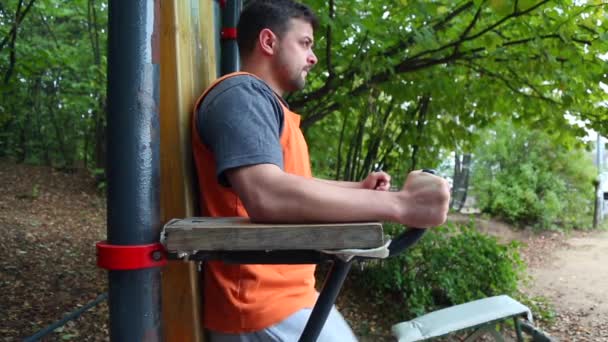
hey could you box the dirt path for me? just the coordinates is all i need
[525,230,608,341]
[450,213,608,341]
[0,161,108,341]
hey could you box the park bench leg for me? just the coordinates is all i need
[487,327,506,342]
[514,317,524,342]
[463,324,505,342]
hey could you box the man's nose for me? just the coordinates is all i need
[308,51,318,66]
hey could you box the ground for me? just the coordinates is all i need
[1,160,607,341]
[525,230,608,340]
[449,214,608,341]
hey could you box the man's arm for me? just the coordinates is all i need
[226,164,449,227]
[313,171,391,191]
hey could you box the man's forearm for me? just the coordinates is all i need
[230,165,400,224]
[313,178,363,189]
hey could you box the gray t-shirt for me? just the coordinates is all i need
[196,75,285,186]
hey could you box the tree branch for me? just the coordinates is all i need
[383,1,475,58]
[293,2,474,109]
[459,4,483,42]
[465,0,550,42]
[299,0,594,127]
[37,10,59,48]
[0,0,36,55]
[326,0,335,79]
[459,61,560,105]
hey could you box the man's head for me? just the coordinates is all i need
[237,0,319,93]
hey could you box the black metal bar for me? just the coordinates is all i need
[213,0,223,76]
[23,293,108,342]
[514,317,524,342]
[387,228,426,257]
[520,320,555,342]
[107,1,162,340]
[221,0,242,74]
[179,250,332,264]
[299,260,353,342]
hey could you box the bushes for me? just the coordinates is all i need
[472,120,596,230]
[355,221,525,319]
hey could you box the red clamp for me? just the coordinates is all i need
[219,0,227,8]
[221,27,237,40]
[96,241,167,270]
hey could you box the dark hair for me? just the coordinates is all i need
[237,0,318,59]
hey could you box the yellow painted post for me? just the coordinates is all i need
[159,0,218,340]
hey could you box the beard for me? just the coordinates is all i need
[276,49,306,92]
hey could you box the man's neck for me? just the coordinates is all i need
[241,62,285,96]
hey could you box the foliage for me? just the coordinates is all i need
[472,120,597,230]
[1,0,606,182]
[356,221,526,319]
[299,0,607,180]
[0,0,107,169]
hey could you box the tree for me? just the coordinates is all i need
[472,119,597,229]
[297,0,607,179]
[0,0,107,169]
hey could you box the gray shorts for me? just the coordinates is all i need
[208,306,358,342]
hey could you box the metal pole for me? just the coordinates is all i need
[299,260,353,342]
[214,0,223,77]
[597,133,605,221]
[107,1,162,340]
[594,133,603,228]
[221,0,242,75]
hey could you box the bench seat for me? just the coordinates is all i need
[392,295,532,342]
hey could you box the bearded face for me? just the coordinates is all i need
[272,19,317,93]
[276,47,308,92]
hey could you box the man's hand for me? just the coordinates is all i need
[397,170,450,228]
[361,171,391,191]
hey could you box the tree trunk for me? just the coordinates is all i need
[409,95,430,172]
[17,120,26,163]
[451,151,462,209]
[88,0,106,172]
[94,96,107,171]
[451,152,472,212]
[1,0,37,84]
[335,111,348,180]
[456,153,472,212]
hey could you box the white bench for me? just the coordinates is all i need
[392,295,535,342]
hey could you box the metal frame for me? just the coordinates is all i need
[106,0,162,339]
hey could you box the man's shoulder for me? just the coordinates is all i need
[203,74,276,107]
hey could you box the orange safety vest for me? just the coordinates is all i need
[191,72,317,333]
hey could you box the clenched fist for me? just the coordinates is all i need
[397,170,450,228]
[361,171,391,191]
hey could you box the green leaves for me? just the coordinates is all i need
[358,221,526,318]
[302,0,606,184]
[489,0,514,16]
[0,0,107,167]
[472,120,597,230]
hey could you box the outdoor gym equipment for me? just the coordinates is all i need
[93,0,555,341]
[161,193,545,342]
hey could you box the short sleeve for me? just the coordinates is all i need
[197,76,284,186]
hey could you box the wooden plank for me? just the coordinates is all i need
[164,218,385,251]
[159,1,218,341]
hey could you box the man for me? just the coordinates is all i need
[191,0,450,340]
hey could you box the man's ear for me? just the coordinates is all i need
[258,28,278,56]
